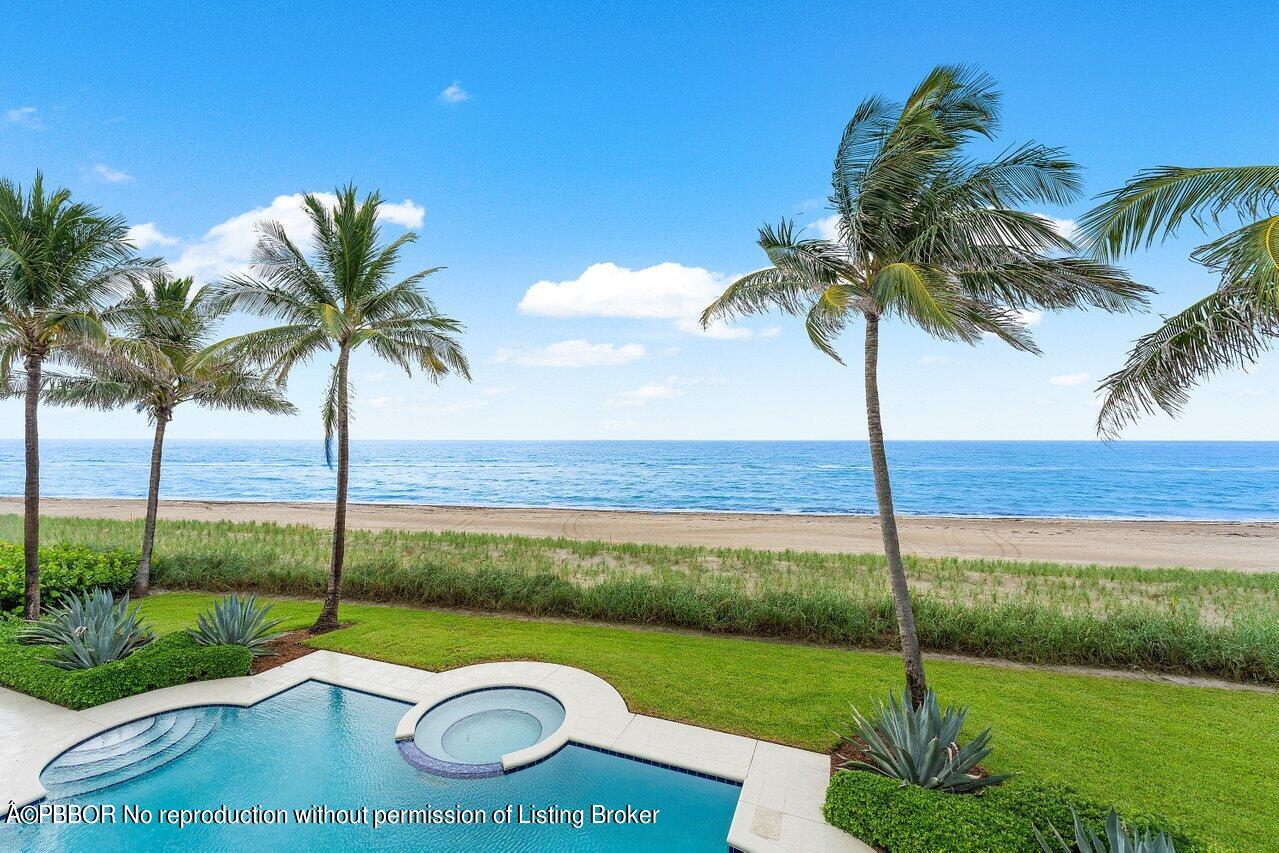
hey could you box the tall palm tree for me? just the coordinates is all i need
[0,173,148,618]
[702,66,1150,707]
[1080,166,1279,435]
[210,186,469,632]
[45,272,297,594]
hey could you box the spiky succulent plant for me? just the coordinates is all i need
[1036,808,1176,852]
[21,588,156,669]
[838,689,1010,793]
[188,594,285,656]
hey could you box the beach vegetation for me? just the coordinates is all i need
[701,66,1150,706]
[0,173,150,619]
[38,589,154,669]
[1083,165,1279,436]
[188,593,285,656]
[0,540,136,612]
[9,516,1278,685]
[207,185,470,632]
[44,272,296,594]
[838,688,1009,793]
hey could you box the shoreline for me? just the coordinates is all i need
[5,496,1277,572]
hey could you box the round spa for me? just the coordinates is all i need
[401,687,567,778]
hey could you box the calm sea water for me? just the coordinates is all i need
[0,440,1275,521]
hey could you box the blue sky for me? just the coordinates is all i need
[3,1,1273,441]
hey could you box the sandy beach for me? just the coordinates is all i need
[4,496,1275,572]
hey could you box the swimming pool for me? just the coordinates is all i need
[8,680,741,850]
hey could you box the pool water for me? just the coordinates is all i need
[9,681,741,851]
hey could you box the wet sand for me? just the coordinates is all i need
[4,496,1276,572]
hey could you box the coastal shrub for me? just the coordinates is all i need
[823,771,1198,852]
[0,621,250,710]
[840,689,1009,793]
[1036,809,1177,852]
[20,589,155,669]
[0,540,137,611]
[7,515,1279,685]
[189,594,285,656]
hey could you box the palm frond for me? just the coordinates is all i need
[1081,165,1279,259]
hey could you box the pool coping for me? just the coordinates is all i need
[0,652,869,852]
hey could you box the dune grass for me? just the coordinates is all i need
[10,513,1278,684]
[138,591,1275,850]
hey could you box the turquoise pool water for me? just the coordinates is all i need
[9,681,741,851]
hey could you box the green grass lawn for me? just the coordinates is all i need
[141,591,1274,851]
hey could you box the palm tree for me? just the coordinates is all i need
[702,66,1150,707]
[1080,166,1279,436]
[0,173,148,618]
[45,272,297,594]
[210,186,469,632]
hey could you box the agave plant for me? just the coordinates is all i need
[188,594,285,656]
[838,689,1010,793]
[1036,808,1176,852]
[23,588,156,670]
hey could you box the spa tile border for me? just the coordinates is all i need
[0,652,868,852]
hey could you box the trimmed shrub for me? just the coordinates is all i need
[0,620,250,710]
[0,541,137,611]
[823,771,1200,852]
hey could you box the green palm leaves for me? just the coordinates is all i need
[1083,166,1279,436]
[703,65,1147,359]
[46,273,296,422]
[211,186,470,465]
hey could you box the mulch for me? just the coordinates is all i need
[249,630,319,674]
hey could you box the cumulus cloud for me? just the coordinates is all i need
[808,214,841,241]
[92,163,133,183]
[171,192,425,279]
[491,339,646,368]
[519,261,773,339]
[1049,372,1090,386]
[5,106,41,128]
[126,222,179,248]
[439,81,470,104]
[607,375,721,408]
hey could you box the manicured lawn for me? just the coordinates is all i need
[140,592,1270,850]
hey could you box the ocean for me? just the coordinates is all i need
[1,440,1275,521]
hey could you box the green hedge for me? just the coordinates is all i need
[0,621,251,710]
[0,541,137,611]
[823,770,1201,852]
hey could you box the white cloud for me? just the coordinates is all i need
[126,222,179,248]
[808,214,841,241]
[92,163,133,184]
[361,370,389,384]
[483,386,516,397]
[1233,389,1268,399]
[1033,214,1079,243]
[1049,372,1090,387]
[519,261,772,339]
[602,418,633,430]
[491,339,646,368]
[919,355,950,365]
[368,396,390,408]
[1015,308,1043,327]
[5,106,41,128]
[171,192,425,279]
[607,375,721,408]
[439,81,470,104]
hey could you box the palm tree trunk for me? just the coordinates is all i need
[863,312,928,707]
[135,413,169,597]
[315,347,350,632]
[22,353,41,620]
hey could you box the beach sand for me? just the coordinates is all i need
[4,496,1275,572]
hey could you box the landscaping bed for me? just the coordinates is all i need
[823,771,1199,852]
[0,620,251,710]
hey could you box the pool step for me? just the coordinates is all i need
[41,708,225,800]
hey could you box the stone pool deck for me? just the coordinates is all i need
[0,651,867,852]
